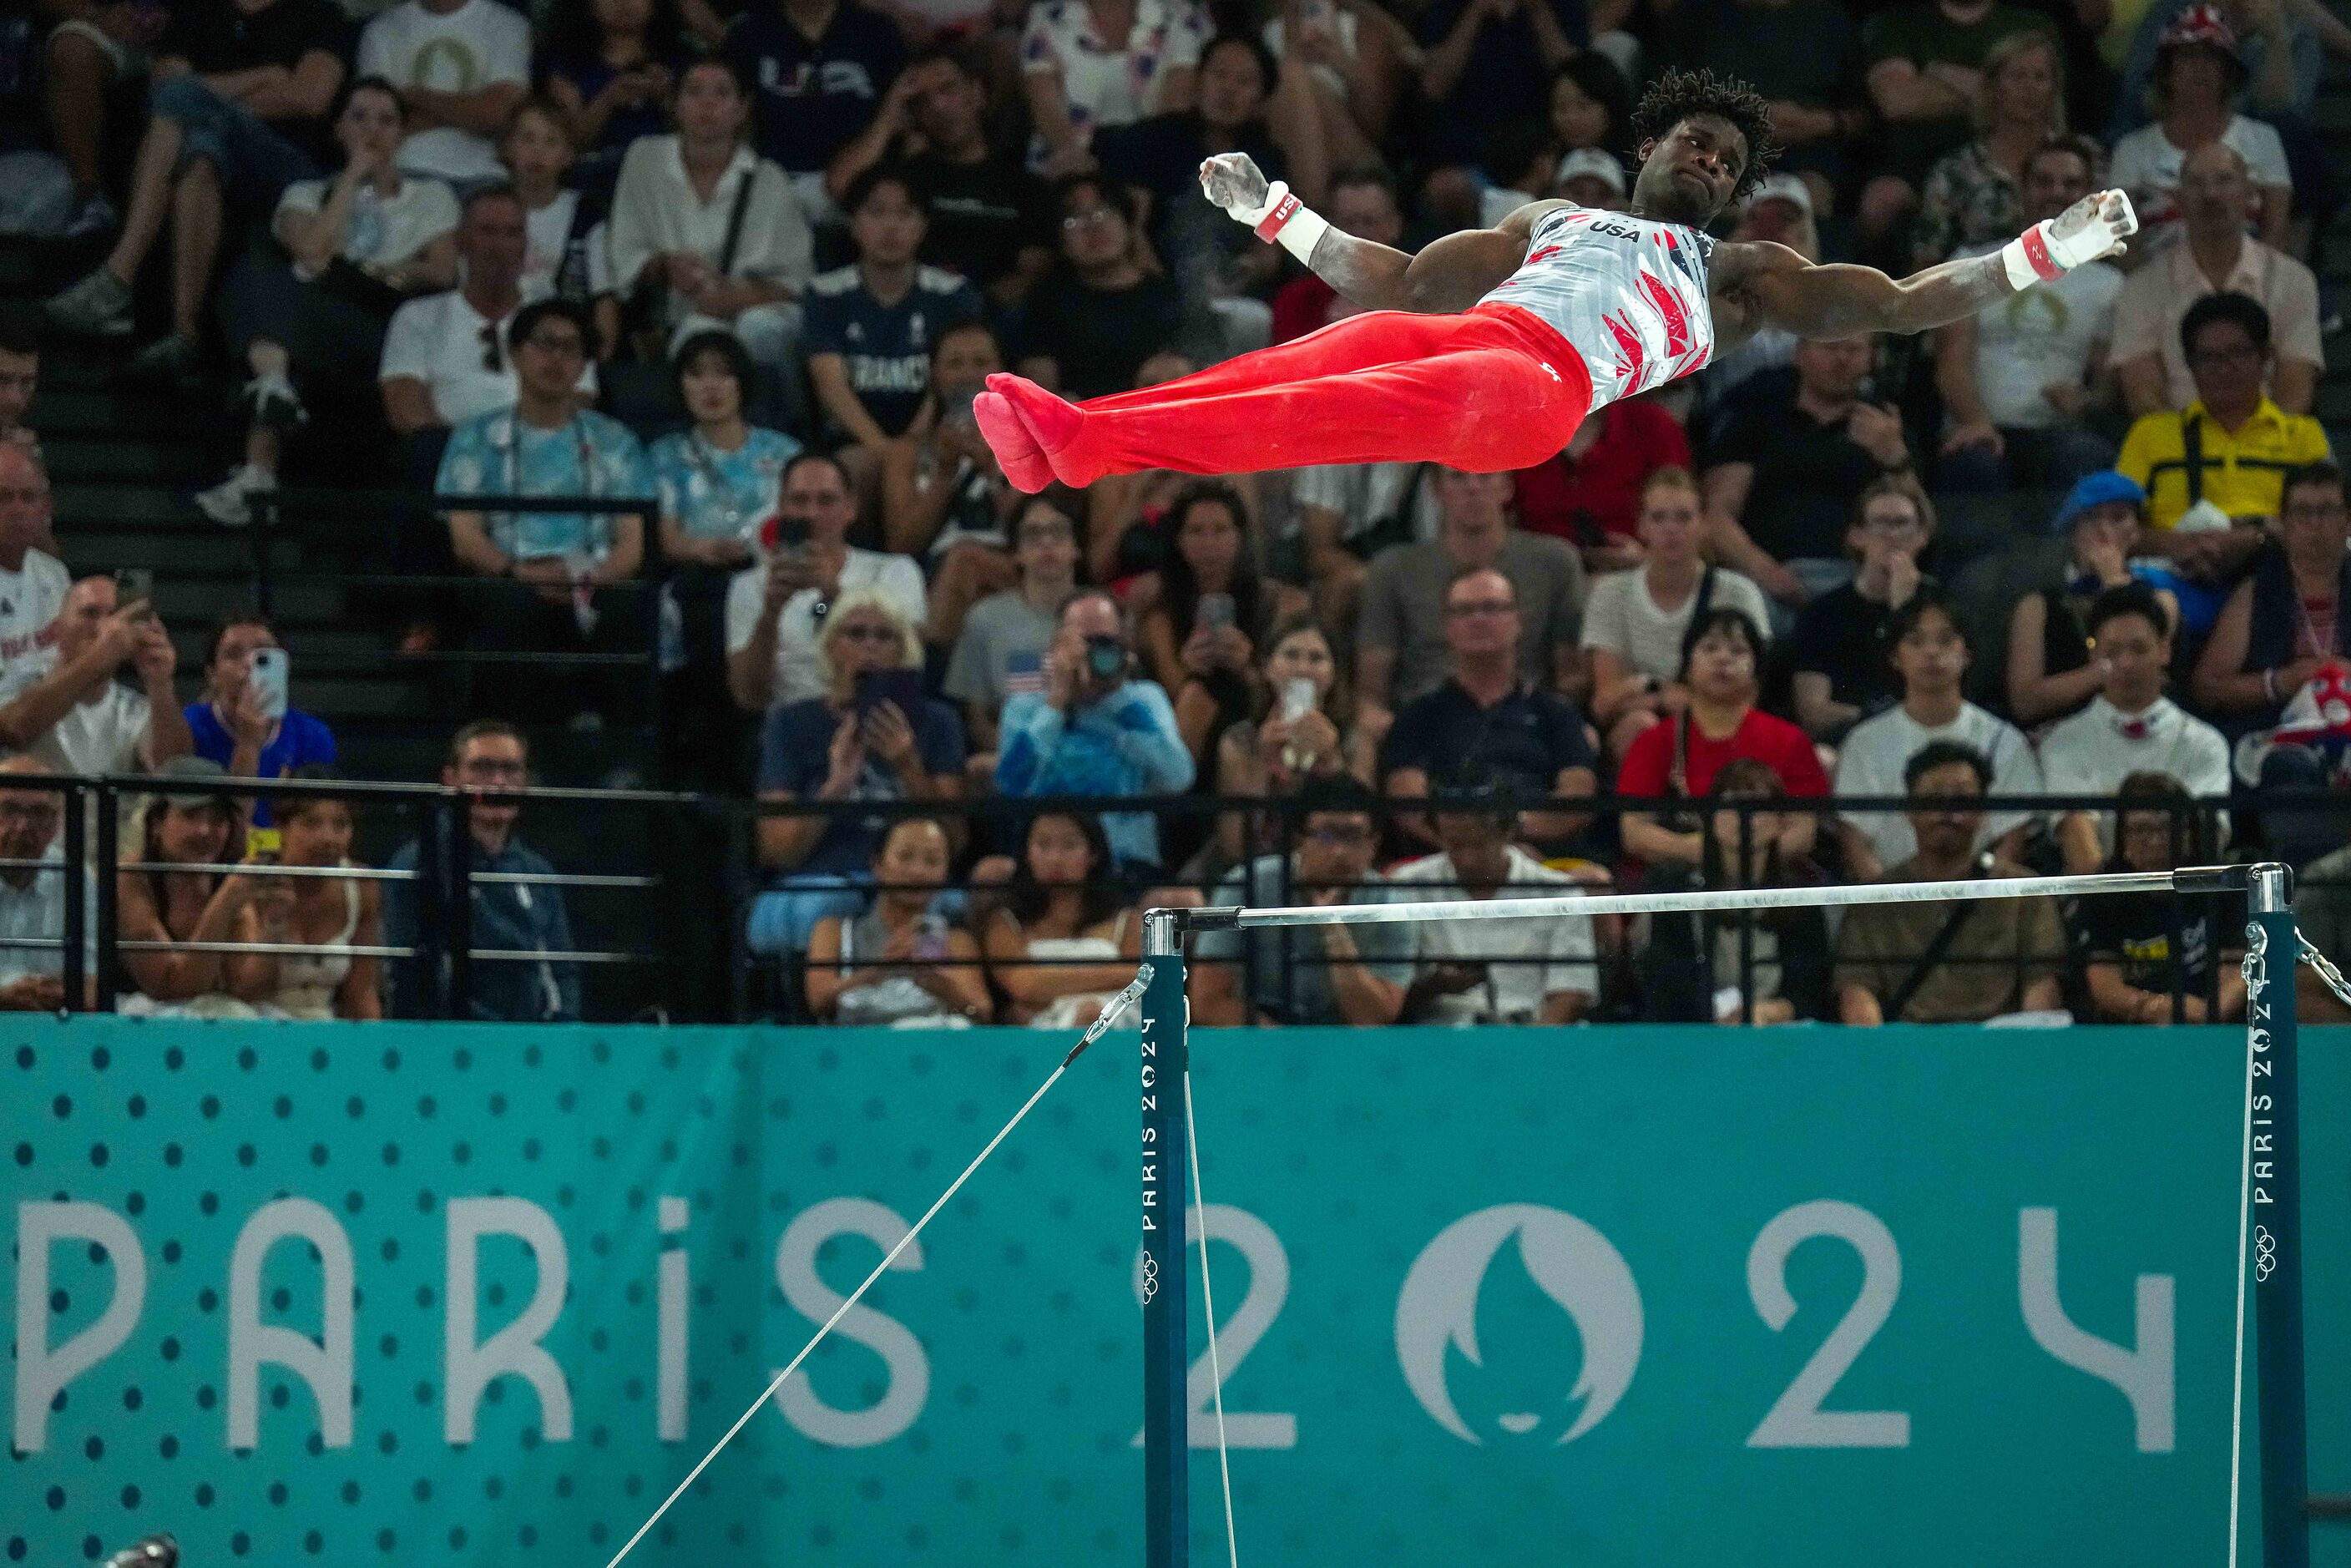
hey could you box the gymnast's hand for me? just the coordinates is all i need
[1199,153,1270,216]
[2046,189,2138,262]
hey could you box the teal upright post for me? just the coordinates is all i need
[1140,909,1188,1568]
[2246,862,2307,1568]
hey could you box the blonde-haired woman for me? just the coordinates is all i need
[746,586,969,956]
[1912,31,2071,268]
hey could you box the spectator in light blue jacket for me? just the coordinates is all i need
[996,589,1193,872]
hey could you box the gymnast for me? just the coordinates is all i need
[975,68,2136,493]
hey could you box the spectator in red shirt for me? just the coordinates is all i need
[1511,394,1692,574]
[1618,605,1828,871]
[1267,167,1401,346]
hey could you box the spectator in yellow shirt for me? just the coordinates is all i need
[2116,291,2332,583]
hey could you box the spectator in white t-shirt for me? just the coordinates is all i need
[0,445,69,711]
[1933,135,2124,493]
[202,77,463,524]
[357,0,532,185]
[0,755,97,1009]
[9,575,195,776]
[1388,784,1595,1025]
[1834,593,2040,882]
[382,186,595,483]
[726,451,926,711]
[2108,8,2293,255]
[1583,467,1771,762]
[2036,580,2231,873]
[606,58,814,372]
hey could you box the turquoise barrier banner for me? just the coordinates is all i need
[3,1019,2346,1568]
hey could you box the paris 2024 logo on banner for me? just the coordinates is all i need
[1393,1204,1644,1446]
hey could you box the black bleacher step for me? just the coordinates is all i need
[42,433,210,486]
[302,676,443,720]
[64,530,259,575]
[26,387,195,440]
[2318,382,2351,423]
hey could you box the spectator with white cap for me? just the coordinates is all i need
[1550,148,1627,210]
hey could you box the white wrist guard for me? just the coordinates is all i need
[1231,180,1332,266]
[2000,193,2136,290]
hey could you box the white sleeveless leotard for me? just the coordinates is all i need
[1479,205,1717,412]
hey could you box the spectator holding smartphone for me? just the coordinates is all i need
[115,758,278,1018]
[726,451,925,711]
[5,574,193,776]
[1138,481,1307,765]
[183,613,338,826]
[224,768,384,1019]
[747,589,965,955]
[805,817,991,1026]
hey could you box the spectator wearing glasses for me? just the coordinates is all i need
[607,57,813,373]
[748,589,963,956]
[1834,593,2039,883]
[1192,775,1409,1027]
[437,298,652,726]
[0,756,94,1010]
[382,187,597,480]
[384,720,582,1021]
[726,450,927,712]
[1787,475,1939,743]
[2108,5,2293,256]
[1381,566,1596,853]
[1355,465,1586,727]
[2192,460,2351,730]
[1016,175,1184,402]
[944,495,1080,764]
[2112,141,2322,420]
[2036,582,2231,873]
[2075,770,2244,1023]
[184,614,340,827]
[997,588,1194,873]
[2116,293,2330,580]
[200,76,463,524]
[1833,740,2068,1026]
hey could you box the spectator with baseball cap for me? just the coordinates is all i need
[2005,472,2199,727]
[2108,5,2293,255]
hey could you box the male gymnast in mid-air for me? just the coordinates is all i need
[975,68,2136,493]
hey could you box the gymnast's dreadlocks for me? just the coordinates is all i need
[1631,68,1779,202]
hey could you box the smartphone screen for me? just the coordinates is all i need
[1198,593,1236,632]
[853,668,925,716]
[114,567,154,607]
[1281,676,1317,722]
[248,647,290,722]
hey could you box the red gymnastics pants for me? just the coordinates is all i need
[986,302,1596,489]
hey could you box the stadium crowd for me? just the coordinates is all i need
[0,0,2344,1027]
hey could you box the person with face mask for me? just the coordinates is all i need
[1834,592,2039,883]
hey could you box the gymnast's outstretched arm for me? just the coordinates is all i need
[1199,151,1534,315]
[1716,189,2138,342]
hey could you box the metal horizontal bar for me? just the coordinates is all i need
[1208,867,2214,933]
[118,861,418,882]
[469,948,643,965]
[118,939,416,959]
[472,872,660,889]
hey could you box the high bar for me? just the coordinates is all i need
[1176,862,2262,933]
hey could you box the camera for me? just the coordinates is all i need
[1083,635,1125,680]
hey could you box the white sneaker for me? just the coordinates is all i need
[194,463,276,527]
